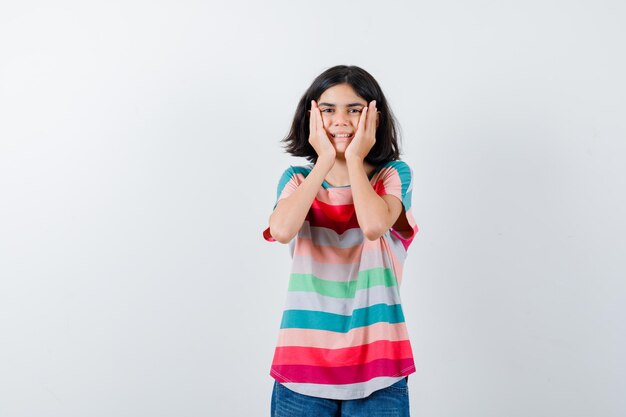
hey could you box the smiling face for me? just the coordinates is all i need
[317,83,368,155]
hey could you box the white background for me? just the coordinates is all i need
[1,1,625,416]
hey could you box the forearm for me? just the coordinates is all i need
[347,157,393,240]
[269,159,333,243]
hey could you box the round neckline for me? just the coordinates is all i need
[321,165,382,189]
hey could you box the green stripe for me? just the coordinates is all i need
[288,267,397,298]
[280,303,405,332]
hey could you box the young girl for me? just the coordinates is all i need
[263,65,418,417]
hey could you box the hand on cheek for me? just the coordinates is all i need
[308,100,336,164]
[345,100,377,161]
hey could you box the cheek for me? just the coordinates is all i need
[345,115,360,129]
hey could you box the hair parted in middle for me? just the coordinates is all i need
[282,65,402,166]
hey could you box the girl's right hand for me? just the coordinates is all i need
[308,100,336,165]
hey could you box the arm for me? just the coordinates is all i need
[347,158,405,241]
[344,100,408,241]
[268,159,333,244]
[268,101,336,244]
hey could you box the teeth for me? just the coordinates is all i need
[333,133,351,138]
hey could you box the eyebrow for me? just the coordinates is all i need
[318,102,366,108]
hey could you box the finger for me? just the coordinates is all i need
[310,100,318,135]
[357,106,368,134]
[315,102,327,139]
[367,100,377,132]
[360,102,370,134]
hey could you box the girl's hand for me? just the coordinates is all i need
[345,100,378,162]
[308,100,336,165]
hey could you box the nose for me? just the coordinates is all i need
[332,112,349,126]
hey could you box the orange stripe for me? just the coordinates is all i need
[276,322,411,349]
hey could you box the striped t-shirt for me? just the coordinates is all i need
[263,160,418,400]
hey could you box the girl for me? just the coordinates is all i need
[263,65,418,417]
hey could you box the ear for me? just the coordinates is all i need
[376,111,381,128]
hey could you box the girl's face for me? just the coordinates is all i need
[317,83,369,154]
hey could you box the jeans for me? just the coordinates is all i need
[271,378,410,417]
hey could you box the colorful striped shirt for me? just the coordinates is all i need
[263,160,418,400]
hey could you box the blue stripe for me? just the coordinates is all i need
[383,160,412,210]
[280,303,405,333]
[403,190,412,211]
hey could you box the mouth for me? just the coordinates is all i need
[331,132,354,140]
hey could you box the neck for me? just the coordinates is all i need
[325,156,373,187]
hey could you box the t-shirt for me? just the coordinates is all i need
[262,160,418,400]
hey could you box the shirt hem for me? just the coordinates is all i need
[270,366,416,400]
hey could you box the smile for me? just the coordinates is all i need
[331,133,353,138]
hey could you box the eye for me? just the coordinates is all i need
[320,108,334,113]
[348,108,363,114]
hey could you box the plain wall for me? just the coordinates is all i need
[1,1,625,416]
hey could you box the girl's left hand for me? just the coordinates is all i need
[345,100,378,161]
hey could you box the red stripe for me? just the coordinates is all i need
[263,226,276,242]
[271,358,415,385]
[311,199,356,222]
[272,340,413,367]
[306,207,360,234]
[310,182,388,218]
[304,183,393,234]
[372,179,387,195]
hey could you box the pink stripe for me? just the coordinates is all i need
[391,210,418,250]
[314,187,356,205]
[276,322,411,349]
[379,237,404,283]
[294,237,397,264]
[277,173,307,201]
[377,168,403,196]
[391,226,417,250]
[271,358,416,385]
[293,238,362,263]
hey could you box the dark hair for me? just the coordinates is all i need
[282,65,401,166]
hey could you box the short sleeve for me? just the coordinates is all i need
[376,160,419,248]
[272,166,303,209]
[262,166,310,242]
